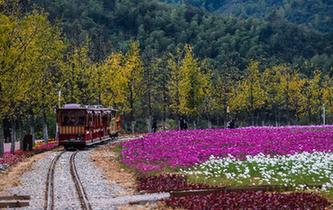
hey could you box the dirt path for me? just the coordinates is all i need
[0,152,50,194]
[91,143,174,210]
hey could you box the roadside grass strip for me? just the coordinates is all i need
[182,152,333,192]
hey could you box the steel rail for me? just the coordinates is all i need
[70,151,93,210]
[44,151,65,210]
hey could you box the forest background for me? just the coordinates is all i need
[1,0,333,154]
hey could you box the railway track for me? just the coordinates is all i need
[70,151,93,210]
[44,151,92,210]
[44,151,65,210]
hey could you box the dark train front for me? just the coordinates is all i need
[56,104,121,149]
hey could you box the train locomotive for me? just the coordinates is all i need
[56,104,121,149]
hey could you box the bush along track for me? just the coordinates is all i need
[0,142,58,171]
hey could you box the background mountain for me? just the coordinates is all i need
[2,0,333,137]
[28,0,333,75]
[163,0,333,33]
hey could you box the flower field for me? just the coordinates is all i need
[183,152,333,191]
[120,126,333,208]
[121,126,333,172]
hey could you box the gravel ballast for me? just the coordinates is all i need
[54,152,81,210]
[0,164,7,171]
[9,152,59,209]
[5,143,168,209]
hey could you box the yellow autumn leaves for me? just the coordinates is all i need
[168,45,211,118]
[229,61,332,122]
[0,11,65,119]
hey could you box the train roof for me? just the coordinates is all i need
[58,104,118,112]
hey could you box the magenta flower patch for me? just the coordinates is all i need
[121,126,333,172]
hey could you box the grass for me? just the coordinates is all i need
[182,154,333,204]
[186,161,330,186]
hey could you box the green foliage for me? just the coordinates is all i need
[165,0,333,33]
[62,43,93,104]
[229,61,266,115]
[27,0,333,75]
[168,45,210,118]
[2,0,333,135]
[0,11,65,119]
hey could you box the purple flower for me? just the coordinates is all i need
[121,126,333,172]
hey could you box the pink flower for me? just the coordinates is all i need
[121,126,333,172]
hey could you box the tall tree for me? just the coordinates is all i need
[25,15,65,143]
[142,58,168,132]
[63,42,92,105]
[168,45,210,127]
[100,52,127,109]
[0,11,64,152]
[299,71,323,123]
[229,61,267,125]
[123,42,144,133]
[322,75,333,124]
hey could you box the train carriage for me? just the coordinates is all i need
[56,104,121,149]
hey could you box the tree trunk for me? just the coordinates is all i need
[18,120,23,151]
[29,114,36,144]
[162,108,166,130]
[146,116,152,133]
[131,121,136,134]
[176,115,180,130]
[207,120,212,129]
[10,119,16,154]
[42,111,49,143]
[193,117,199,129]
[162,94,167,130]
[274,106,278,127]
[0,123,4,157]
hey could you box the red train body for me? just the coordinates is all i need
[56,104,121,148]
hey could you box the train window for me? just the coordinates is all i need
[78,116,85,125]
[88,115,93,127]
[62,111,86,126]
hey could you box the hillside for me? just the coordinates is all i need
[29,0,333,74]
[164,0,333,33]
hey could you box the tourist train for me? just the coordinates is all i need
[56,104,121,149]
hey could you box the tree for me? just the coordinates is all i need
[24,15,65,143]
[142,58,170,132]
[168,45,210,127]
[63,42,92,105]
[229,61,267,125]
[100,52,127,109]
[168,49,182,126]
[210,72,232,127]
[299,71,323,123]
[122,41,144,133]
[99,42,144,135]
[0,11,64,152]
[262,65,283,124]
[323,75,333,121]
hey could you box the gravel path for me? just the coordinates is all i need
[0,164,6,171]
[6,141,170,210]
[54,152,81,210]
[75,150,122,210]
[9,152,59,209]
